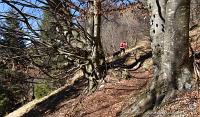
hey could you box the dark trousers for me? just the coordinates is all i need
[120,48,125,53]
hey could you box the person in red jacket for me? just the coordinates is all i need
[120,41,127,53]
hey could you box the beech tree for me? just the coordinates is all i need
[84,0,106,91]
[120,0,193,116]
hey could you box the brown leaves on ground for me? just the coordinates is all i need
[43,67,152,117]
[42,27,200,117]
[148,90,200,117]
[42,67,200,117]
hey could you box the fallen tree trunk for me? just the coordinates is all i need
[6,75,87,117]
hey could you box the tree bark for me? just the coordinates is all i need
[120,0,193,116]
[87,1,94,38]
[93,0,106,79]
[148,0,166,96]
[163,0,192,91]
[85,0,106,92]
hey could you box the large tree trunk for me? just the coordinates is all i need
[148,0,166,100]
[93,0,106,80]
[190,0,200,26]
[85,0,106,92]
[163,0,192,91]
[87,1,94,38]
[120,0,193,116]
[151,0,192,108]
[85,0,96,92]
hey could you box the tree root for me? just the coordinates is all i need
[119,88,155,117]
[119,86,177,117]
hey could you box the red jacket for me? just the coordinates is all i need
[120,42,126,49]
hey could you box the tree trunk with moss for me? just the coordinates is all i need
[120,0,193,116]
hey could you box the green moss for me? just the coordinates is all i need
[34,84,52,99]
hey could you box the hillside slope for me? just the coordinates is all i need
[42,65,152,117]
[6,27,200,117]
[43,26,200,117]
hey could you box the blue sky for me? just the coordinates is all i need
[0,0,136,33]
[0,0,44,32]
[0,0,85,31]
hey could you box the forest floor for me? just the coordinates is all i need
[43,64,153,117]
[42,27,200,117]
[42,64,200,117]
[6,26,200,117]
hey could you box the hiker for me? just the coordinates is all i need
[113,50,121,57]
[112,41,127,57]
[120,41,127,53]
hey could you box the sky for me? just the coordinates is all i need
[0,0,86,32]
[0,0,44,31]
[0,0,136,46]
[0,0,136,34]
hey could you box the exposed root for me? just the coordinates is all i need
[119,86,177,117]
[119,88,154,117]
